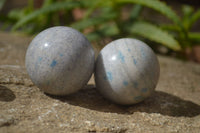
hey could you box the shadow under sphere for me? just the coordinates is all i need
[0,85,16,102]
[48,85,200,117]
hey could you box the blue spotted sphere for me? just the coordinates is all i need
[25,26,95,95]
[95,38,160,105]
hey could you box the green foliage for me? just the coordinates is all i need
[189,32,200,42]
[8,0,34,21]
[0,0,6,10]
[190,10,200,28]
[131,22,181,50]
[161,5,200,48]
[12,1,81,30]
[1,0,200,52]
[71,8,118,31]
[86,23,119,41]
[117,0,182,26]
[129,5,143,21]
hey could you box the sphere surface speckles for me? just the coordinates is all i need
[94,38,160,105]
[25,26,95,95]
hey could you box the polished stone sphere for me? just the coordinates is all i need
[25,26,95,95]
[95,38,160,105]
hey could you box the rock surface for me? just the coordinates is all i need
[0,32,200,133]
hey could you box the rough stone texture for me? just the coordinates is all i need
[0,32,200,133]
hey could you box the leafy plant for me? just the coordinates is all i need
[1,0,200,52]
[161,5,200,49]
[0,0,6,10]
[131,22,180,50]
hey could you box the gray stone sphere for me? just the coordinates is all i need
[25,26,95,95]
[95,38,160,105]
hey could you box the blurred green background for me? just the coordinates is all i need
[1,0,200,62]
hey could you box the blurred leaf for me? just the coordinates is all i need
[8,9,25,20]
[86,32,101,41]
[130,4,142,21]
[71,9,117,30]
[0,0,6,10]
[86,23,119,41]
[188,10,200,29]
[182,5,194,17]
[79,0,101,7]
[117,0,182,26]
[12,1,81,30]
[131,22,181,51]
[188,32,200,42]
[8,0,34,21]
[161,24,180,32]
[100,23,119,36]
[83,0,102,19]
[182,5,194,30]
[42,0,55,7]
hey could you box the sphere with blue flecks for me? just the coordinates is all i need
[94,38,160,105]
[25,26,95,95]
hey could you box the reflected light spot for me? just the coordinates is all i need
[44,43,49,47]
[111,55,117,61]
